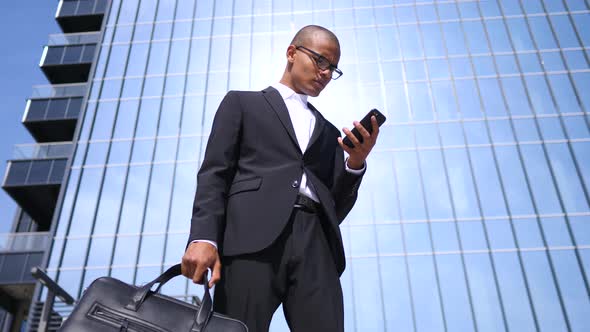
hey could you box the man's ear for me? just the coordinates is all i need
[286,45,297,64]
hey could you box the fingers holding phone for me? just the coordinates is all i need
[338,109,386,169]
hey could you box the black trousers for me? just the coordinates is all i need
[213,208,344,332]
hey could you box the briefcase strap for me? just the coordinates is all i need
[124,264,213,331]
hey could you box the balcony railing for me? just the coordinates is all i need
[0,232,51,253]
[48,32,100,46]
[30,83,87,99]
[56,0,107,17]
[12,143,73,160]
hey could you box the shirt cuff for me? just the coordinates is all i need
[190,239,218,250]
[345,157,366,174]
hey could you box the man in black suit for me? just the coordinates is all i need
[181,25,379,331]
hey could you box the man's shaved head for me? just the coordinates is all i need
[290,25,340,56]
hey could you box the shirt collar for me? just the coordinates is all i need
[272,82,309,106]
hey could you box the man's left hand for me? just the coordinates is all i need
[337,115,380,169]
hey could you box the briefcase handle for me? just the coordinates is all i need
[125,264,213,332]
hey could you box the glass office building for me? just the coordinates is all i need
[36,0,590,331]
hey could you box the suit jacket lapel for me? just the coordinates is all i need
[262,87,301,152]
[306,102,325,153]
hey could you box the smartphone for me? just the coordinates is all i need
[342,109,387,148]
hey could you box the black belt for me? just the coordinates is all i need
[294,194,321,214]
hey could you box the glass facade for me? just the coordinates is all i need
[45,0,590,331]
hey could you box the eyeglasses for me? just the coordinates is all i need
[295,45,343,80]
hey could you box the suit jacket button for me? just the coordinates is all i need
[292,180,299,188]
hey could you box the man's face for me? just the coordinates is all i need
[289,34,340,97]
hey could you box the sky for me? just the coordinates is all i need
[0,2,61,233]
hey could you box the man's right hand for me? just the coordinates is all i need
[181,242,221,288]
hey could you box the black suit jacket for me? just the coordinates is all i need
[188,86,364,275]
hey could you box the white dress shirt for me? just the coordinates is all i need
[194,83,365,249]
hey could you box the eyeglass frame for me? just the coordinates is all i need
[295,45,343,80]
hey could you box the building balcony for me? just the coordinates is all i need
[56,0,107,33]
[23,84,87,142]
[40,32,99,84]
[2,143,73,228]
[0,232,51,330]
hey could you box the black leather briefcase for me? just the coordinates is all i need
[59,264,247,331]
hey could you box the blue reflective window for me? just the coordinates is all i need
[380,256,414,331]
[168,40,190,74]
[492,252,537,332]
[192,19,212,37]
[350,225,377,256]
[565,0,588,10]
[407,255,445,331]
[563,115,590,139]
[180,95,205,136]
[470,146,509,217]
[351,258,386,330]
[100,79,123,99]
[472,56,495,76]
[117,0,138,24]
[118,165,151,234]
[541,51,565,71]
[91,101,117,140]
[368,153,400,221]
[485,19,513,53]
[443,22,467,55]
[529,16,558,50]
[524,76,557,114]
[137,0,157,22]
[572,13,590,46]
[464,21,490,54]
[143,76,165,97]
[154,137,178,162]
[486,219,516,249]
[168,163,198,232]
[135,98,160,138]
[436,254,476,332]
[438,122,464,146]
[501,77,532,116]
[396,6,417,24]
[495,54,518,75]
[405,60,426,81]
[537,117,565,140]
[175,0,196,20]
[112,235,140,266]
[430,222,460,252]
[113,25,132,43]
[355,7,375,25]
[376,224,403,254]
[455,79,483,119]
[458,221,488,251]
[547,74,582,114]
[517,53,542,73]
[571,216,590,245]
[520,144,562,214]
[464,253,506,332]
[57,269,83,299]
[444,149,481,218]
[550,15,581,48]
[427,59,450,79]
[499,0,523,15]
[550,250,590,332]
[418,150,454,219]
[421,24,445,57]
[86,141,109,165]
[121,77,142,98]
[463,121,489,144]
[488,119,515,143]
[513,218,544,248]
[68,168,103,236]
[449,57,473,77]
[393,151,427,220]
[431,81,459,120]
[108,140,132,165]
[147,41,170,75]
[416,4,436,22]
[105,45,129,78]
[512,119,541,142]
[113,100,139,139]
[506,18,535,51]
[541,217,573,247]
[495,145,535,215]
[437,2,458,20]
[378,27,400,60]
[399,25,423,58]
[60,237,90,268]
[479,78,507,117]
[521,251,569,331]
[546,143,589,213]
[544,0,566,12]
[408,83,434,121]
[137,235,165,265]
[131,139,155,163]
[564,50,589,70]
[87,237,115,266]
[521,0,544,14]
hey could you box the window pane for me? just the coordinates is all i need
[495,145,535,215]
[436,254,476,332]
[407,255,445,332]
